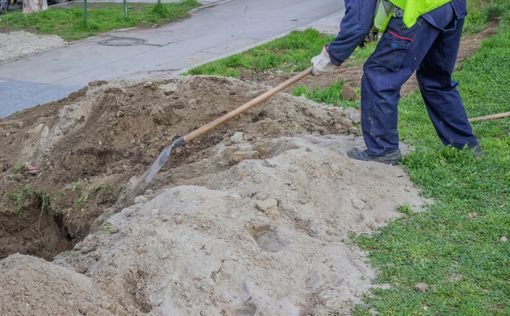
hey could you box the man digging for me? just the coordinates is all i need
[312,0,480,164]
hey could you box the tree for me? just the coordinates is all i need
[23,0,48,14]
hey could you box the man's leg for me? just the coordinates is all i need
[416,18,479,149]
[359,17,441,157]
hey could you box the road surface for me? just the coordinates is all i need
[0,0,344,117]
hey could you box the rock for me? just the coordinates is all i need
[500,236,508,243]
[351,199,366,210]
[447,274,463,282]
[255,198,278,214]
[339,117,354,128]
[232,151,259,163]
[415,282,429,293]
[255,193,269,201]
[468,212,478,219]
[134,196,148,204]
[262,160,278,168]
[341,84,357,101]
[231,132,244,143]
[344,107,361,124]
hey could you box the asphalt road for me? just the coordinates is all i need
[0,0,344,117]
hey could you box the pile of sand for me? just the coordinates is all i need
[0,76,425,315]
[0,76,359,260]
[2,134,424,315]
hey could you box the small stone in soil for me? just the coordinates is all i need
[255,198,278,214]
[415,282,429,293]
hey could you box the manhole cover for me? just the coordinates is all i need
[98,36,146,47]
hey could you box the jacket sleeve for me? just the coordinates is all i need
[328,0,378,66]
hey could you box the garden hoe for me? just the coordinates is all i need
[123,67,313,204]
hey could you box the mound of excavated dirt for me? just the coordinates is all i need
[0,134,424,315]
[0,253,127,315]
[0,76,359,260]
[0,75,426,315]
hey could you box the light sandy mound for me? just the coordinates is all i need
[50,135,425,316]
[0,253,128,315]
[0,31,65,64]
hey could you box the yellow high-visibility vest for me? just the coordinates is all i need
[374,0,451,31]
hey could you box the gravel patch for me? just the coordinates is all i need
[0,31,65,64]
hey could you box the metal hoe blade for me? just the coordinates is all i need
[145,146,173,184]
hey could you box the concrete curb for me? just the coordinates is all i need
[190,0,235,14]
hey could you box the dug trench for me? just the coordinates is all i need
[0,75,360,260]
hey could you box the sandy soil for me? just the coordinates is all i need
[0,31,65,64]
[0,75,427,315]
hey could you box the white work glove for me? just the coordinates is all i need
[311,46,338,76]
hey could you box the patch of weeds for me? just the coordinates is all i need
[293,81,354,108]
[397,204,414,216]
[7,187,33,215]
[152,3,171,17]
[36,191,51,215]
[293,82,343,105]
[12,162,25,174]
[344,41,377,67]
[120,185,129,194]
[98,221,113,236]
[59,250,73,257]
[464,0,510,34]
[74,193,88,210]
[89,184,112,197]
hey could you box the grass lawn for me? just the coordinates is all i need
[0,0,200,40]
[187,0,510,314]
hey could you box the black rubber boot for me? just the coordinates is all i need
[347,149,402,165]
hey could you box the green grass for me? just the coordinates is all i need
[293,81,361,108]
[189,29,334,77]
[12,162,25,174]
[37,191,51,215]
[0,0,200,40]
[293,81,345,106]
[89,184,112,197]
[7,187,33,215]
[464,0,510,34]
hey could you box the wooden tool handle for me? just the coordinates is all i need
[469,111,510,122]
[182,67,313,144]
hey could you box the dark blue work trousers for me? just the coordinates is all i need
[361,13,479,156]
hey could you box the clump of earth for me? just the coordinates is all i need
[0,76,425,315]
